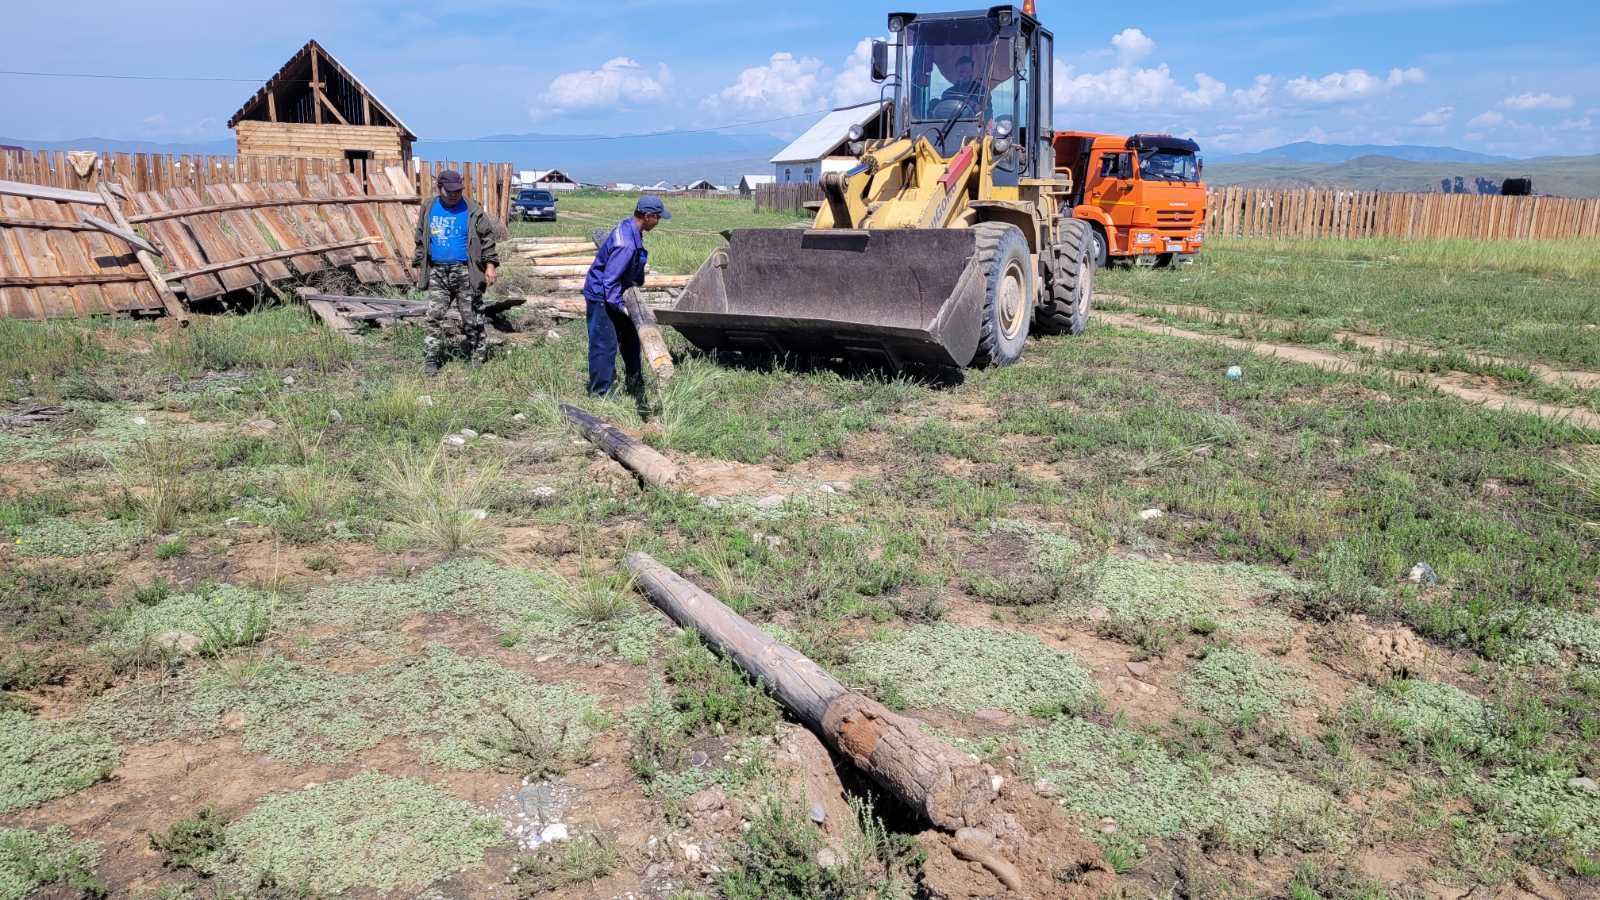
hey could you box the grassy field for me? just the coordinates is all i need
[509,189,807,275]
[1,195,1599,898]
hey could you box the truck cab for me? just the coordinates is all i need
[1053,131,1206,267]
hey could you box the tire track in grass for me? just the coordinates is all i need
[1093,309,1600,433]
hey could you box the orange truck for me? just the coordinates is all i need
[1052,131,1207,267]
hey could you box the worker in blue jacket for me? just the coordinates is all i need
[583,195,669,396]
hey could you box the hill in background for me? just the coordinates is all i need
[1205,153,1600,198]
[1212,141,1511,165]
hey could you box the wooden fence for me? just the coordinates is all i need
[752,181,1600,240]
[0,150,515,222]
[753,182,824,215]
[1,166,421,320]
[1205,187,1600,241]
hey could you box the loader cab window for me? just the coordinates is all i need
[903,17,1009,125]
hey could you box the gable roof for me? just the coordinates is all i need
[738,174,776,188]
[228,40,417,141]
[770,102,887,164]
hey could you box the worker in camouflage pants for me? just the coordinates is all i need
[411,169,500,375]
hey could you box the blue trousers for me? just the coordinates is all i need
[586,299,643,396]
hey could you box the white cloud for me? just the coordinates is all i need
[1502,92,1575,110]
[1053,31,1224,112]
[537,57,671,115]
[1284,66,1423,102]
[1410,106,1454,126]
[832,37,887,107]
[1110,28,1155,64]
[1232,74,1274,109]
[1468,110,1505,127]
[704,51,828,116]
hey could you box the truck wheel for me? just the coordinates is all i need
[970,222,1032,368]
[1089,226,1109,269]
[1037,218,1094,336]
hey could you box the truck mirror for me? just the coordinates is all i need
[870,40,889,82]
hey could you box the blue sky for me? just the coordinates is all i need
[5,0,1598,158]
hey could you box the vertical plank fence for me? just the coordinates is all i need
[1204,187,1600,241]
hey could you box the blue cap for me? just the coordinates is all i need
[636,195,672,220]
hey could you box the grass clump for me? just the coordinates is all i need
[0,825,104,899]
[0,710,121,813]
[1085,555,1299,635]
[718,795,921,900]
[218,772,503,895]
[150,808,229,875]
[848,623,1097,715]
[1179,646,1308,728]
[1341,679,1507,762]
[663,632,781,736]
[377,447,501,552]
[507,836,622,896]
[14,517,143,558]
[1020,717,1350,853]
[96,584,272,663]
[1472,769,1600,856]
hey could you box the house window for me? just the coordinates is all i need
[784,168,792,182]
[804,167,814,183]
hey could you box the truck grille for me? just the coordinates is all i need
[1155,209,1198,234]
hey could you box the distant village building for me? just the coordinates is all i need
[228,40,416,165]
[517,169,579,191]
[770,102,889,185]
[684,179,724,192]
[737,174,775,196]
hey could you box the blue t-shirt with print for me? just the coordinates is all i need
[427,198,470,264]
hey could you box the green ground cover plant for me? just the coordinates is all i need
[0,710,121,813]
[0,825,103,899]
[848,623,1098,715]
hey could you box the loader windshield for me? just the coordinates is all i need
[901,17,1016,127]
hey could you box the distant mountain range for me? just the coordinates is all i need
[1210,141,1511,165]
[6,134,1598,196]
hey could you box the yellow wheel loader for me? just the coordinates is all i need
[657,5,1094,370]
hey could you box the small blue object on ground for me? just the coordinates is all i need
[1226,365,1243,380]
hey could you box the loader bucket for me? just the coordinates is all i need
[655,228,988,369]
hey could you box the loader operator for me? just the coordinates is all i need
[583,195,669,397]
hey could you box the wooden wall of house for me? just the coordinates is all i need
[236,121,410,161]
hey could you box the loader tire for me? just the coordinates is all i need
[970,222,1033,368]
[1037,218,1094,336]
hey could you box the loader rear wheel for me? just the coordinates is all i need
[970,222,1032,368]
[1037,218,1094,336]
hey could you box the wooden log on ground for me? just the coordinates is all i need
[520,264,589,277]
[479,294,529,317]
[624,551,1000,832]
[512,243,597,259]
[560,405,680,487]
[625,287,674,382]
[542,274,690,292]
[530,255,598,267]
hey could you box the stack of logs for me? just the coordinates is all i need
[504,236,687,320]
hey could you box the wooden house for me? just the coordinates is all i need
[228,40,416,164]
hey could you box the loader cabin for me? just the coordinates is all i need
[228,41,417,166]
[1052,131,1207,266]
[869,5,1055,186]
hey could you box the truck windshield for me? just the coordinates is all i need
[1139,151,1200,182]
[902,17,1015,125]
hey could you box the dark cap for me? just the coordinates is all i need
[436,170,464,190]
[635,195,671,220]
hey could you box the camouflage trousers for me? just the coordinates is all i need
[423,264,487,367]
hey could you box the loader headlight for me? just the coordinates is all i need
[888,14,907,32]
[993,137,1012,154]
[847,124,864,142]
[849,141,866,155]
[993,119,1013,139]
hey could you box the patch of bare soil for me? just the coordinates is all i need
[1096,310,1600,432]
[917,766,1115,899]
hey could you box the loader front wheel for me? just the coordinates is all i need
[1037,218,1095,336]
[970,222,1032,368]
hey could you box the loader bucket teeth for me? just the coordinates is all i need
[655,228,989,369]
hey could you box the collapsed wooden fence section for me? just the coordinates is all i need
[0,150,515,222]
[0,165,425,321]
[1205,187,1600,241]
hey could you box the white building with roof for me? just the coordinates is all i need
[516,169,578,191]
[770,102,890,185]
